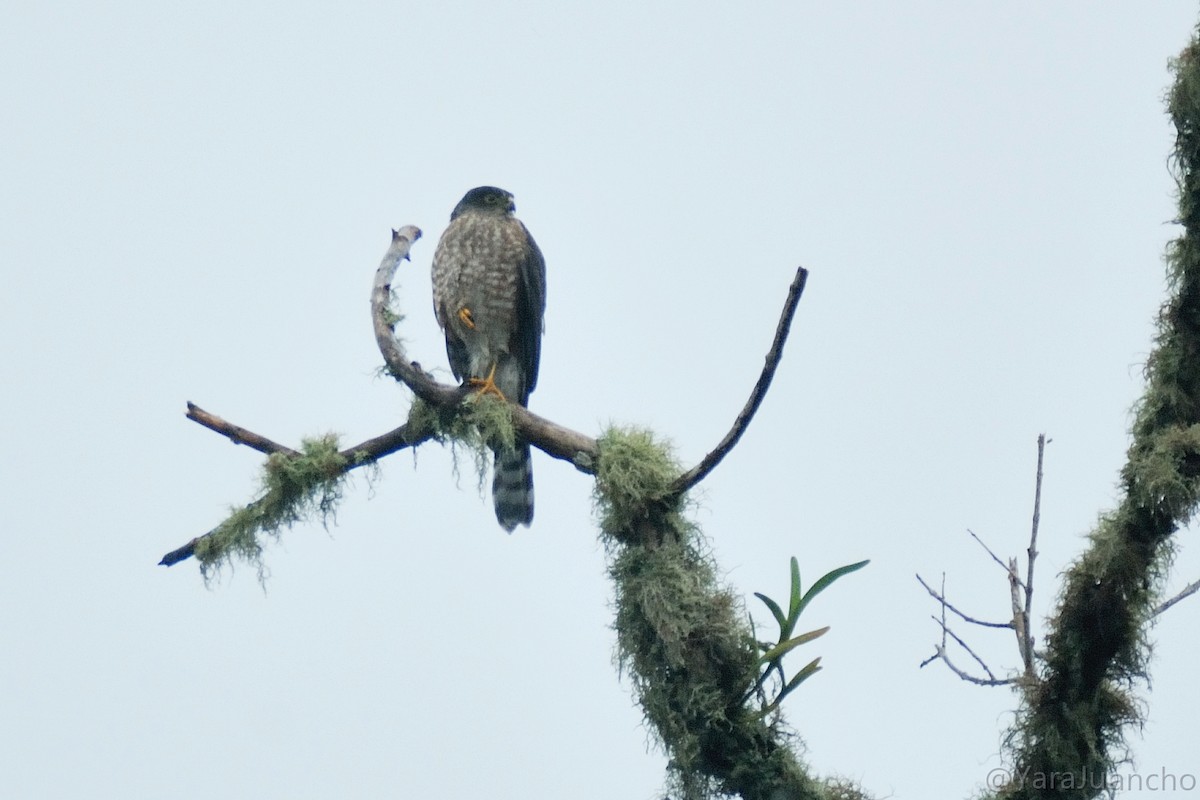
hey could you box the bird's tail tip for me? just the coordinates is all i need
[493,445,534,533]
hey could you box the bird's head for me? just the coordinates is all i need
[451,186,516,219]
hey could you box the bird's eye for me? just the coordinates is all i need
[485,195,497,204]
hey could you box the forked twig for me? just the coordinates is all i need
[919,436,1049,685]
[916,573,1012,629]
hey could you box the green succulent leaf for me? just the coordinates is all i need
[788,556,802,615]
[758,625,830,665]
[754,592,788,630]
[795,559,870,619]
[776,657,823,702]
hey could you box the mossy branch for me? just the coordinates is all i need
[596,427,844,800]
[995,33,1200,800]
[164,220,833,797]
[158,402,437,569]
[164,225,809,572]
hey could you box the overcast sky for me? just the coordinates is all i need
[3,3,1199,798]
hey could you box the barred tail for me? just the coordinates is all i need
[493,443,534,532]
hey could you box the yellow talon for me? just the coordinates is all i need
[458,307,476,330]
[469,363,508,401]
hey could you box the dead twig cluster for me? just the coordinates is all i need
[917,434,1049,687]
[917,433,1200,690]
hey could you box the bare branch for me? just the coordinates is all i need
[938,621,997,680]
[186,402,300,457]
[1153,577,1200,616]
[915,573,1013,629]
[672,266,808,494]
[921,435,1049,688]
[1008,556,1032,676]
[969,529,1023,587]
[372,226,463,408]
[926,643,1016,687]
[1022,434,1051,681]
[919,573,1012,685]
[918,573,1015,686]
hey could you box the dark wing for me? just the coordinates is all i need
[443,323,470,383]
[515,223,547,399]
[431,222,472,383]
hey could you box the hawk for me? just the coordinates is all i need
[431,186,547,531]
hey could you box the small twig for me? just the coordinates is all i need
[919,574,1012,685]
[927,643,1015,687]
[939,573,947,643]
[934,618,999,681]
[1152,577,1200,616]
[968,529,1023,587]
[915,573,1013,629]
[672,267,808,494]
[186,403,300,457]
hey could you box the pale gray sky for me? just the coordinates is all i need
[2,3,1198,798]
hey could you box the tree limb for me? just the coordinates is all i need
[371,226,463,408]
[185,402,300,457]
[163,225,598,567]
[1008,557,1031,678]
[165,226,806,570]
[1152,576,1200,616]
[159,413,436,566]
[672,266,808,494]
[1006,42,1200,793]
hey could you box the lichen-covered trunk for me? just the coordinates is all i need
[1001,30,1200,800]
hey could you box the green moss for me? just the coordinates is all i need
[405,393,519,493]
[593,427,685,544]
[1001,28,1200,800]
[820,777,875,800]
[595,426,824,800]
[195,434,348,583]
[459,394,518,453]
[405,396,441,437]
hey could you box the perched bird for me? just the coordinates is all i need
[431,186,547,531]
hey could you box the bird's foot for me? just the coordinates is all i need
[469,363,508,401]
[458,307,476,330]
